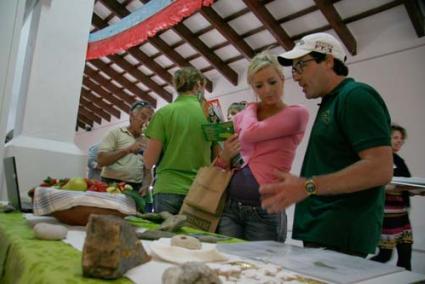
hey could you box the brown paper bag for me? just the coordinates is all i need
[184,166,233,214]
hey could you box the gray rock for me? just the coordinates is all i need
[139,212,166,223]
[33,223,68,240]
[82,215,150,279]
[159,214,187,232]
[136,230,176,240]
[159,211,173,220]
[162,262,221,284]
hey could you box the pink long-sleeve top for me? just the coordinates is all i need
[233,103,309,185]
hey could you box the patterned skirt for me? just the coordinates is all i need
[378,192,413,249]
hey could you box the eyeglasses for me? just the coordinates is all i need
[130,101,153,112]
[292,58,316,75]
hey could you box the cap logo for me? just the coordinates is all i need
[314,41,334,53]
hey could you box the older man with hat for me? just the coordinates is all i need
[97,100,154,208]
[260,33,393,257]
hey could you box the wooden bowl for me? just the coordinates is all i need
[51,206,127,226]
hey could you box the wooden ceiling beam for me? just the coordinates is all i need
[126,46,177,93]
[79,107,102,124]
[77,120,87,130]
[80,97,111,121]
[242,0,294,50]
[314,0,357,55]
[108,54,173,102]
[84,66,135,105]
[403,0,424,37]
[173,23,238,86]
[99,0,129,18]
[89,59,156,106]
[81,89,121,119]
[82,76,131,112]
[148,37,214,91]
[91,14,108,30]
[78,113,94,127]
[93,0,215,92]
[200,6,255,59]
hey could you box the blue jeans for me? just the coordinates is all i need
[217,198,287,242]
[154,193,185,215]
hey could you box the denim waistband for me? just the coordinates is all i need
[228,197,261,207]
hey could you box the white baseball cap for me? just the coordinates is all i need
[278,32,347,66]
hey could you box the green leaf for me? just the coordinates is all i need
[123,189,145,213]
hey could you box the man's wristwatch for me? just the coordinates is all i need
[304,177,317,195]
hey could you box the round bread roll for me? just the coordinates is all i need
[170,235,201,250]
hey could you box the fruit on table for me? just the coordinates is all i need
[62,177,87,191]
[87,180,108,192]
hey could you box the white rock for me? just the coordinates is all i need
[170,235,202,250]
[33,223,68,240]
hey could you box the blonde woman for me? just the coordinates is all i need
[143,67,215,214]
[215,52,309,241]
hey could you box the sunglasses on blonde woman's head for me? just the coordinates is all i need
[130,101,153,112]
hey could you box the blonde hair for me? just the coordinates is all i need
[173,67,206,93]
[247,51,284,84]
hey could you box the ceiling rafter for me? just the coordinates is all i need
[90,16,206,95]
[314,0,357,55]
[172,23,238,85]
[89,59,157,106]
[99,0,129,18]
[403,0,424,37]
[148,36,213,92]
[84,66,135,105]
[82,76,132,112]
[79,106,102,124]
[242,0,294,51]
[200,6,255,59]
[95,0,214,92]
[80,89,121,119]
[108,54,173,102]
[78,112,94,127]
[126,46,176,93]
[80,96,111,121]
[77,120,87,129]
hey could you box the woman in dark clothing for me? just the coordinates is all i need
[371,124,413,270]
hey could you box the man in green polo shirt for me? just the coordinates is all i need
[260,33,393,257]
[144,67,215,214]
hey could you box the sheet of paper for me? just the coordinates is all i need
[217,241,404,284]
[391,176,425,189]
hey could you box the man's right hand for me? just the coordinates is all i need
[127,139,145,154]
[260,171,308,213]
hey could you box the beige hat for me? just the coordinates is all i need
[278,32,347,66]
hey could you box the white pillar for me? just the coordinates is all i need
[0,0,26,200]
[3,0,95,200]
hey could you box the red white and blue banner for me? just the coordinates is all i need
[86,0,214,60]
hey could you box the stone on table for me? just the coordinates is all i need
[82,214,150,279]
[33,223,68,240]
[159,214,187,232]
[162,261,222,284]
[136,229,176,240]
